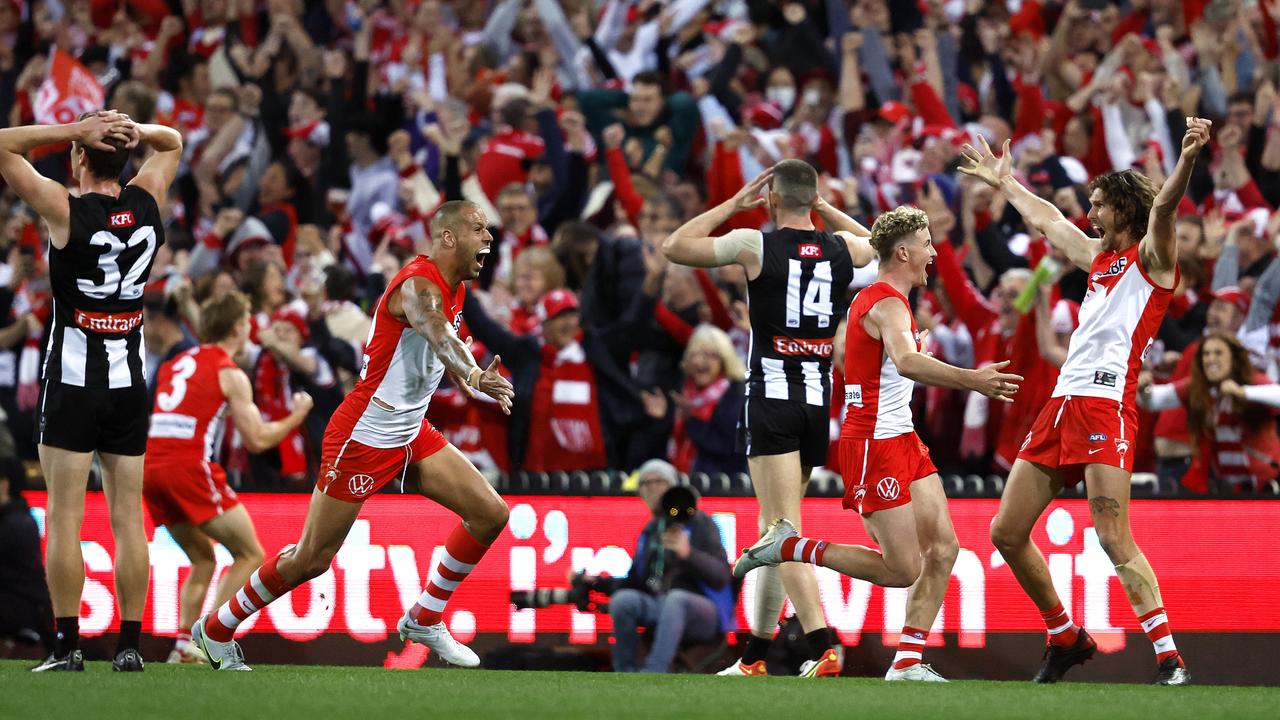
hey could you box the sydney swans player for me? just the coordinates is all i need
[961,121,1211,685]
[664,159,874,677]
[0,111,182,672]
[144,292,314,663]
[194,201,514,670]
[733,207,1020,682]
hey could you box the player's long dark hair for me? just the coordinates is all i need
[1187,332,1268,446]
[1087,170,1158,242]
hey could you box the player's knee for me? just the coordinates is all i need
[294,545,338,581]
[1093,525,1134,563]
[924,536,960,569]
[472,495,510,536]
[234,541,265,568]
[989,518,1027,554]
[885,555,922,588]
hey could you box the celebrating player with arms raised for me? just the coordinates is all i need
[0,111,182,672]
[194,201,515,670]
[732,206,1021,682]
[664,159,874,676]
[960,120,1211,685]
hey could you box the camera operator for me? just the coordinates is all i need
[596,459,734,673]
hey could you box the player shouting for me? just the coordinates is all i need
[732,206,1021,681]
[960,120,1210,686]
[0,111,182,672]
[193,201,515,670]
[664,160,874,677]
[144,291,314,663]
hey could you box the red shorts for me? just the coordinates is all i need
[143,460,239,527]
[1016,395,1137,486]
[318,420,449,503]
[838,432,937,515]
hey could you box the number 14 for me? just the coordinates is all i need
[786,260,832,328]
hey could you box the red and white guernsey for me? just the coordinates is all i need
[328,256,465,448]
[148,345,237,465]
[1053,244,1175,406]
[841,282,920,439]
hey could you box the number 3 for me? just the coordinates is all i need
[78,226,158,300]
[157,354,197,412]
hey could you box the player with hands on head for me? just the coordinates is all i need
[732,206,1021,683]
[664,159,873,677]
[959,119,1211,686]
[0,109,182,673]
[193,201,513,671]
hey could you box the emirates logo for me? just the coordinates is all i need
[348,473,376,497]
[876,477,900,501]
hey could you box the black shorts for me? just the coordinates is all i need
[737,396,831,468]
[35,381,150,456]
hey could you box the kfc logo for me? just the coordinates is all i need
[109,211,135,228]
[876,476,901,501]
[799,244,822,258]
[348,473,376,498]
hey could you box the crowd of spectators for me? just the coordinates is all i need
[3,0,1280,495]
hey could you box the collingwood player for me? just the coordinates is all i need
[0,111,182,672]
[662,160,874,676]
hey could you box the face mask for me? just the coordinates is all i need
[766,86,796,111]
[803,88,823,107]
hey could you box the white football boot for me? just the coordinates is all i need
[397,613,481,668]
[192,616,252,671]
[885,663,948,682]
[732,519,799,579]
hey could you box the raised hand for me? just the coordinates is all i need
[1182,117,1212,156]
[971,360,1022,403]
[958,136,1012,188]
[292,391,315,415]
[77,111,135,151]
[477,355,515,414]
[602,123,626,150]
[731,168,774,212]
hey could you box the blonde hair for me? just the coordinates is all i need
[869,206,929,262]
[199,290,251,343]
[684,324,746,383]
[512,246,566,291]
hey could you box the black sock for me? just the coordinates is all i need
[117,620,142,655]
[741,635,772,664]
[54,617,79,658]
[804,628,832,661]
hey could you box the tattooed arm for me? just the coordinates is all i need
[392,276,515,414]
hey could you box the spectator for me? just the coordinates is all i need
[642,324,747,476]
[0,452,52,654]
[1140,333,1280,493]
[604,459,732,673]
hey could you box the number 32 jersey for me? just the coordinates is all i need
[46,186,164,389]
[745,228,853,407]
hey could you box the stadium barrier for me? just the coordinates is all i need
[21,491,1280,684]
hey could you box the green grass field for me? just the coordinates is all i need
[3,660,1277,719]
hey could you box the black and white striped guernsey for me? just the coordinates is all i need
[44,186,165,389]
[745,227,853,407]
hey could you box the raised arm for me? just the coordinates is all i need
[0,113,133,239]
[867,296,1021,401]
[1140,117,1211,278]
[221,367,314,453]
[811,195,874,267]
[127,123,184,204]
[959,137,1099,271]
[392,277,514,413]
[661,168,771,275]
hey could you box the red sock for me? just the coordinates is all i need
[891,626,928,670]
[1039,602,1080,647]
[778,536,828,565]
[205,553,295,643]
[410,524,491,626]
[1139,607,1181,664]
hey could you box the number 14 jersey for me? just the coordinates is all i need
[47,186,164,389]
[745,228,853,407]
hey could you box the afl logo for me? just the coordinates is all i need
[348,473,376,497]
[876,477,900,501]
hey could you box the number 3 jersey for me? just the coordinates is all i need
[147,345,236,466]
[745,228,853,407]
[46,186,164,388]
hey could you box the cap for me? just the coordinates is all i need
[744,100,784,130]
[1213,286,1250,315]
[878,101,911,124]
[624,459,679,493]
[540,288,579,320]
[225,216,272,260]
[269,306,310,341]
